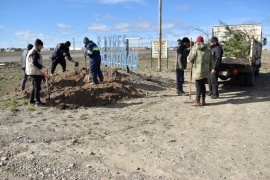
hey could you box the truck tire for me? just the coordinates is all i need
[245,72,255,87]
[219,76,228,81]
[254,70,259,77]
[237,72,246,86]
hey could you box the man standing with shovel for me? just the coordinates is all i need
[25,39,46,107]
[188,36,212,106]
[83,37,103,85]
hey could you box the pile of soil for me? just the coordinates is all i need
[15,67,144,109]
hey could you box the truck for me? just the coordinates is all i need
[212,24,267,86]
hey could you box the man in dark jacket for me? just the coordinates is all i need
[20,44,33,90]
[83,37,103,85]
[209,36,223,99]
[175,37,190,95]
[50,41,73,76]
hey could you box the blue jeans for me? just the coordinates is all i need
[208,72,219,97]
[21,68,28,90]
[29,75,43,103]
[90,59,103,84]
[176,69,184,92]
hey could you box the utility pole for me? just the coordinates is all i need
[73,38,75,50]
[158,0,162,71]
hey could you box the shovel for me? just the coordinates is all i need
[44,69,51,102]
[84,55,90,83]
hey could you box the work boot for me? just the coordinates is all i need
[192,97,201,106]
[28,100,36,106]
[201,97,206,106]
[177,91,186,96]
[35,102,46,107]
[90,82,98,86]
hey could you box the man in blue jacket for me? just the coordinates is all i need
[50,41,73,76]
[83,37,103,85]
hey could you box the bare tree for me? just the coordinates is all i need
[193,27,211,44]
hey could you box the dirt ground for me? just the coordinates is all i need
[0,50,270,179]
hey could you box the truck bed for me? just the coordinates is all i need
[221,38,262,66]
[221,56,250,65]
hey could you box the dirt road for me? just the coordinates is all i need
[0,51,270,179]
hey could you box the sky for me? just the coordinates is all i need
[1,0,270,49]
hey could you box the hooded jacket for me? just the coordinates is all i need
[25,47,44,76]
[21,49,30,68]
[188,42,212,80]
[50,43,71,61]
[176,44,189,69]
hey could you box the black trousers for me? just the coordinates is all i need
[21,68,28,90]
[176,69,184,92]
[195,78,207,98]
[208,72,219,97]
[29,75,43,103]
[51,58,66,74]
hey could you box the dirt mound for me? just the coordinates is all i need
[14,67,144,109]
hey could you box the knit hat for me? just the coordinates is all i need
[210,37,219,42]
[65,41,71,47]
[35,39,43,46]
[182,37,190,43]
[196,36,204,43]
[83,37,90,44]
[27,44,33,50]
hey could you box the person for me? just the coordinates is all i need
[208,36,223,99]
[188,36,212,106]
[50,41,73,76]
[20,44,33,90]
[175,37,190,95]
[25,39,46,107]
[83,37,103,85]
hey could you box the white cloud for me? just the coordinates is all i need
[87,20,156,33]
[87,23,110,32]
[61,30,76,35]
[114,23,129,29]
[163,23,174,30]
[15,30,33,40]
[15,30,56,42]
[57,23,71,29]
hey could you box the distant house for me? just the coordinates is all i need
[5,48,22,52]
[0,48,5,52]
